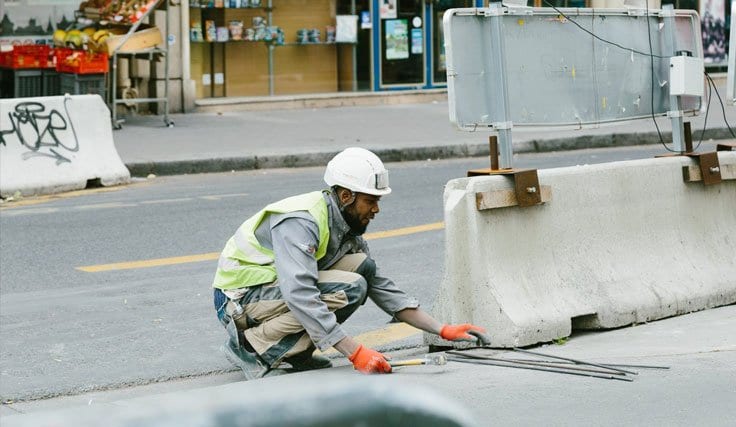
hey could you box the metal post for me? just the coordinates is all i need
[112,52,118,128]
[268,0,274,96]
[727,0,736,104]
[164,0,170,125]
[487,2,514,169]
[351,0,357,92]
[662,4,685,153]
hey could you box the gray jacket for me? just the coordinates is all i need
[253,190,419,350]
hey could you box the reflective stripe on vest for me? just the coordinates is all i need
[212,191,330,290]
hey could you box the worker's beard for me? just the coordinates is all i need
[341,206,368,235]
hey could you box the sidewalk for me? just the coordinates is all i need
[111,79,736,177]
[3,305,734,426]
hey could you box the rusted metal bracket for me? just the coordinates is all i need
[655,122,725,186]
[716,142,736,151]
[468,136,550,209]
[683,152,723,185]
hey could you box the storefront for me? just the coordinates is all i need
[1,0,731,108]
[186,0,482,99]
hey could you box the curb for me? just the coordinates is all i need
[194,89,449,113]
[125,127,735,177]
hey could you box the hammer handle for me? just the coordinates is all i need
[389,359,426,367]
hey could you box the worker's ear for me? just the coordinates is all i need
[337,187,356,206]
[336,187,350,203]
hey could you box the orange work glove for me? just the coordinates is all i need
[348,344,392,374]
[440,323,487,342]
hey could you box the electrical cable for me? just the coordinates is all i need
[705,72,736,138]
[644,0,670,149]
[541,0,667,59]
[540,0,710,151]
[695,70,713,152]
[527,2,732,152]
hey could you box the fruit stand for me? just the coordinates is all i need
[52,0,173,128]
[98,0,173,129]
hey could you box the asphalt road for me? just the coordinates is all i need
[0,143,721,402]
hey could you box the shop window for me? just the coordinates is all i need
[337,0,372,91]
[380,0,425,87]
[433,0,474,84]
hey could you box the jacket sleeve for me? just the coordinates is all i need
[352,236,420,315]
[270,216,347,351]
[366,264,420,316]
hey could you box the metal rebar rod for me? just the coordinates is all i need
[512,348,638,376]
[501,358,670,370]
[445,356,634,382]
[446,351,628,376]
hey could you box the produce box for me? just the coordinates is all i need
[55,48,109,74]
[104,26,163,55]
[0,45,52,69]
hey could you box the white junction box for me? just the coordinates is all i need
[669,55,704,97]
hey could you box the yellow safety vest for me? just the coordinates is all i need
[212,191,330,290]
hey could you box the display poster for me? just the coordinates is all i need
[380,0,397,19]
[411,28,422,54]
[336,15,358,43]
[0,0,77,45]
[701,0,727,63]
[385,19,408,60]
[360,10,372,29]
[436,11,446,71]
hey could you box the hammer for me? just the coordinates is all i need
[389,353,447,368]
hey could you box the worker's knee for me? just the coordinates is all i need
[354,256,376,280]
[336,273,368,306]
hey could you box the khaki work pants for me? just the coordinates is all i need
[224,253,371,368]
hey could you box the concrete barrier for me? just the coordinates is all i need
[426,152,736,348]
[0,95,130,197]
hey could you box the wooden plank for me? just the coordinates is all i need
[682,163,736,182]
[476,185,552,210]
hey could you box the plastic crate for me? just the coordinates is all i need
[55,48,109,74]
[0,45,52,69]
[59,73,106,99]
[42,69,61,96]
[0,69,44,98]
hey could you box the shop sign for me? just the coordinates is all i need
[385,19,408,60]
[336,15,358,43]
[360,10,372,29]
[380,0,397,19]
[411,28,422,54]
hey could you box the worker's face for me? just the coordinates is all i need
[341,192,381,235]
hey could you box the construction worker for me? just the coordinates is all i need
[212,147,485,379]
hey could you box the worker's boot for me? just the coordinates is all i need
[220,338,271,380]
[284,349,333,372]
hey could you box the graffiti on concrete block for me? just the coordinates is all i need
[0,99,80,164]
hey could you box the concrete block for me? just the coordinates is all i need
[426,153,736,348]
[0,95,130,197]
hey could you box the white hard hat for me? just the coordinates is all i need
[324,147,392,196]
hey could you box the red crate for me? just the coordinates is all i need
[55,48,109,74]
[0,45,52,69]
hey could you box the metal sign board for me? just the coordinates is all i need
[444,6,703,131]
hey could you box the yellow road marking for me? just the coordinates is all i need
[0,186,124,209]
[363,221,444,240]
[76,221,445,273]
[317,323,422,356]
[78,253,221,273]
